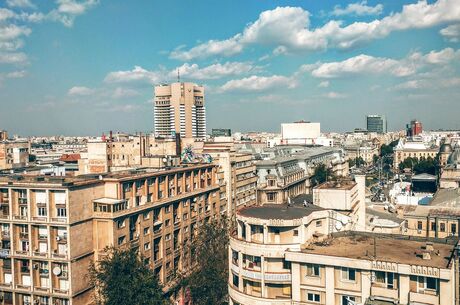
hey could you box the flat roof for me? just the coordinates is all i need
[238,204,324,220]
[315,180,356,190]
[300,232,455,268]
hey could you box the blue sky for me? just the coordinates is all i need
[0,0,459,136]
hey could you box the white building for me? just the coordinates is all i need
[281,122,321,145]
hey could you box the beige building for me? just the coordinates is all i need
[202,142,257,217]
[439,145,460,189]
[154,82,206,139]
[0,141,30,171]
[0,163,221,305]
[393,139,438,169]
[229,204,459,305]
[79,135,196,174]
[312,176,366,232]
[344,143,379,164]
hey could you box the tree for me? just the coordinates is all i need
[398,157,438,175]
[181,217,230,305]
[88,247,168,305]
[348,157,365,168]
[312,164,335,186]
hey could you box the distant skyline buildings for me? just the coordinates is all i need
[366,115,387,134]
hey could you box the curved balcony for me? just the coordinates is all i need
[229,284,292,305]
[230,237,300,257]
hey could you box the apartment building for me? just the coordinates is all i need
[229,203,353,305]
[202,142,257,217]
[0,163,221,305]
[229,205,458,305]
[0,141,30,170]
[154,82,206,139]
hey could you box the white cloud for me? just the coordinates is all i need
[309,48,460,78]
[48,0,99,27]
[440,24,460,42]
[112,87,140,99]
[0,40,24,51]
[104,66,162,84]
[6,70,26,78]
[170,1,460,60]
[0,25,31,41]
[0,52,27,64]
[0,8,17,22]
[220,75,297,92]
[6,0,36,9]
[174,62,258,80]
[324,91,347,99]
[331,1,383,16]
[394,80,423,90]
[318,80,330,88]
[68,86,95,96]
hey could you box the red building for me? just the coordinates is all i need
[406,119,422,137]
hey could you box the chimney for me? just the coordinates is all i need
[422,251,431,260]
[425,242,434,252]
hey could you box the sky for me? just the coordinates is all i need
[0,0,460,136]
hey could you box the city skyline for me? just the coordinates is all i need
[1,0,460,136]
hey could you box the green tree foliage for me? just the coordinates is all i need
[88,247,168,305]
[398,157,438,175]
[348,157,366,168]
[181,217,230,305]
[312,164,336,185]
[380,140,398,157]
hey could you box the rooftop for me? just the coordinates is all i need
[300,232,456,268]
[238,203,324,220]
[315,180,356,190]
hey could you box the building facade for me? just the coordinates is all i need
[366,115,387,134]
[393,139,438,169]
[0,163,221,305]
[0,141,30,170]
[154,82,206,139]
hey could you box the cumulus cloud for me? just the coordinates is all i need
[318,81,330,88]
[112,87,140,99]
[68,86,95,96]
[170,1,460,60]
[308,48,460,78]
[331,1,383,16]
[6,0,36,9]
[48,0,99,27]
[0,24,32,41]
[440,24,460,42]
[6,70,26,78]
[104,66,162,84]
[324,91,347,99]
[0,52,27,64]
[220,75,297,92]
[173,62,258,80]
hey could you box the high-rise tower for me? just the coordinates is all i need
[154,82,206,139]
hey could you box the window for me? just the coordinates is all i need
[306,264,320,277]
[374,271,395,289]
[165,219,171,227]
[341,268,356,281]
[232,274,239,287]
[144,227,150,235]
[117,219,125,229]
[315,220,322,227]
[37,207,47,217]
[451,223,457,234]
[143,212,150,220]
[165,234,171,241]
[440,223,446,232]
[293,229,298,237]
[431,222,436,231]
[144,242,151,250]
[117,236,125,245]
[417,221,423,230]
[282,260,291,270]
[165,205,171,213]
[426,277,437,290]
[307,293,320,303]
[57,207,67,218]
[342,296,356,305]
[267,192,276,202]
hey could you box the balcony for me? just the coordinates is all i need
[19,232,29,239]
[32,216,47,222]
[33,251,48,258]
[34,286,50,293]
[409,291,439,305]
[51,217,67,223]
[18,198,28,205]
[264,272,291,283]
[371,286,398,300]
[53,288,69,295]
[52,252,67,259]
[14,215,27,220]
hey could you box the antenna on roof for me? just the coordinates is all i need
[177,68,180,83]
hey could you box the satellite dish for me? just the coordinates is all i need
[335,222,343,231]
[341,218,349,225]
[52,266,62,276]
